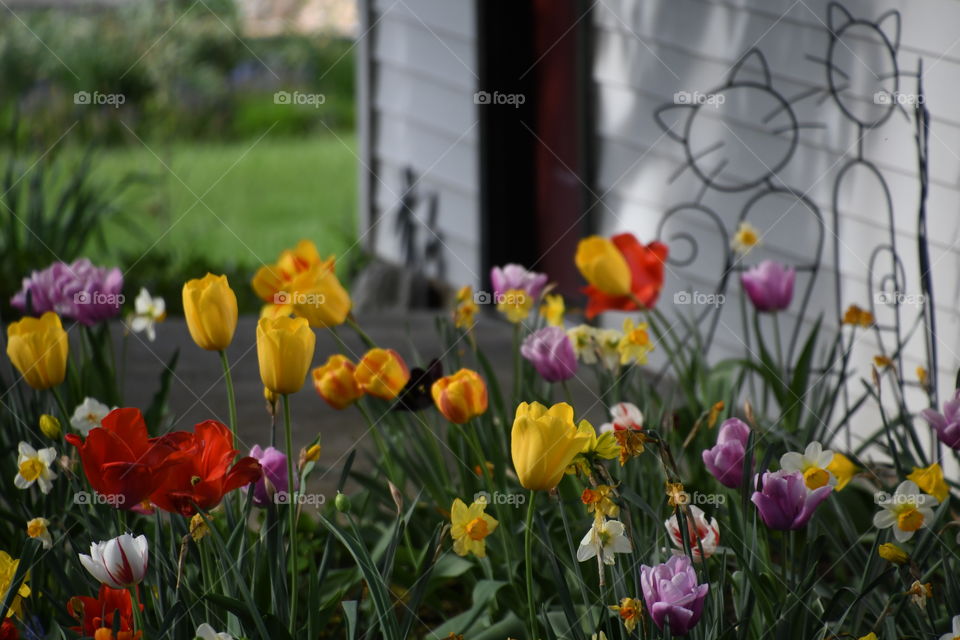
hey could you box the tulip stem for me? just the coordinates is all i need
[524,489,537,639]
[282,394,298,632]
[219,350,238,449]
[347,315,376,349]
[129,585,145,633]
[51,386,70,425]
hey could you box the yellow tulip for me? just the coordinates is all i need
[431,369,488,424]
[355,348,410,400]
[907,462,949,502]
[256,316,316,395]
[511,402,591,491]
[182,274,238,351]
[826,452,858,491]
[312,354,363,409]
[286,263,352,328]
[6,312,68,390]
[575,236,631,297]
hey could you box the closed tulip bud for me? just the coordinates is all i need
[575,236,632,297]
[312,355,363,409]
[288,264,352,328]
[511,402,591,491]
[302,443,322,464]
[878,542,909,565]
[431,369,488,424]
[79,533,149,588]
[182,274,238,351]
[39,414,61,439]
[257,316,316,395]
[355,348,410,400]
[335,491,351,513]
[7,312,68,390]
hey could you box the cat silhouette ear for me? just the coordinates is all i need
[728,49,772,87]
[654,103,695,143]
[827,2,854,33]
[876,10,901,50]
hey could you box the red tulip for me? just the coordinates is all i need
[150,420,261,516]
[65,408,180,511]
[583,234,667,319]
[68,584,142,639]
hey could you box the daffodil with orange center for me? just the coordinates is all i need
[450,497,498,558]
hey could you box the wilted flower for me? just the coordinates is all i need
[752,470,832,531]
[576,518,631,565]
[609,597,643,633]
[640,555,709,635]
[906,581,933,609]
[450,497,498,558]
[731,221,761,255]
[79,533,148,589]
[70,397,114,436]
[702,418,751,488]
[874,480,938,542]
[521,326,578,382]
[780,441,837,490]
[665,505,720,561]
[614,429,647,466]
[190,514,210,542]
[907,462,949,502]
[11,259,123,325]
[127,288,166,341]
[741,260,795,312]
[490,264,548,301]
[26,518,52,550]
[921,390,960,450]
[15,443,57,494]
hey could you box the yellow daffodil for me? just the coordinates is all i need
[907,462,949,502]
[917,366,929,388]
[6,312,68,390]
[575,420,620,462]
[665,482,688,508]
[878,542,909,565]
[497,288,533,323]
[731,221,761,255]
[450,497,498,558]
[540,294,565,326]
[0,550,30,617]
[618,318,654,365]
[827,452,858,491]
[842,304,874,327]
[511,402,590,491]
[182,274,238,351]
[26,518,52,550]
[582,485,619,518]
[614,429,647,465]
[609,597,643,633]
[454,285,479,329]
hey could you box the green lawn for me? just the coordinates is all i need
[97,133,358,271]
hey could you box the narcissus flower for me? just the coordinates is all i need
[26,518,52,550]
[520,326,578,382]
[431,369,488,424]
[614,429,648,466]
[938,615,960,640]
[15,443,57,494]
[702,418,751,488]
[780,441,837,490]
[0,551,30,617]
[490,264,548,300]
[576,233,668,318]
[511,402,590,491]
[182,274,238,351]
[878,542,909,565]
[196,623,235,640]
[874,480,938,542]
[68,584,141,639]
[576,517,631,565]
[917,366,929,388]
[609,597,643,633]
[581,485,619,518]
[312,355,363,410]
[127,288,165,341]
[827,452,858,491]
[731,221,761,255]
[640,555,709,635]
[450,497,498,558]
[540,294,564,326]
[907,580,933,609]
[6,312,68,390]
[453,286,478,329]
[842,304,874,327]
[618,318,654,365]
[752,470,832,530]
[907,462,949,502]
[257,316,316,395]
[496,288,533,323]
[355,348,410,400]
[741,260,795,312]
[70,397,114,436]
[665,505,720,561]
[575,421,620,462]
[921,390,960,450]
[79,533,148,589]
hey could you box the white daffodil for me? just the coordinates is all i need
[600,402,644,433]
[577,517,632,565]
[79,533,149,588]
[873,480,938,542]
[127,288,166,341]
[26,517,52,550]
[196,623,236,640]
[568,325,599,364]
[664,505,720,561]
[15,442,57,494]
[939,614,960,640]
[70,397,114,436]
[731,221,762,255]
[780,441,837,490]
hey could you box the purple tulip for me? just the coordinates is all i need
[520,326,578,382]
[920,389,960,450]
[490,264,548,300]
[640,555,709,635]
[11,259,123,326]
[703,418,751,488]
[751,470,831,530]
[247,445,297,507]
[740,260,795,312]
